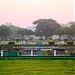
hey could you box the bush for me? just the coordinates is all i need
[48,41,55,45]
[39,38,44,41]
[8,42,15,45]
[64,39,69,42]
[67,41,74,45]
[15,39,20,42]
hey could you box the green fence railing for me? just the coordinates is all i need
[0,56,75,60]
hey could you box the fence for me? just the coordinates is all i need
[0,56,75,60]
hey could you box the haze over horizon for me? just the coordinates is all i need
[0,0,74,28]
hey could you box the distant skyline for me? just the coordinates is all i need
[0,0,74,28]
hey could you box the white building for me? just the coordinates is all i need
[52,35,59,40]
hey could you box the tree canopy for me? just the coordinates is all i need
[33,19,61,36]
[0,25,11,39]
[0,21,74,41]
[69,22,75,35]
[0,24,34,40]
[54,21,75,36]
[17,28,34,36]
[54,27,70,35]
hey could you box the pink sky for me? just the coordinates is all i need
[0,0,74,28]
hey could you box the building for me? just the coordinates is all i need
[0,45,71,57]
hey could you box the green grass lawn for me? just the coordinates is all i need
[0,59,75,75]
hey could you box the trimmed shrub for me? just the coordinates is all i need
[8,42,15,45]
[48,41,55,45]
[39,38,44,41]
[15,39,20,42]
[67,41,74,45]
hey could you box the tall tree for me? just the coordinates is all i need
[17,28,26,37]
[0,25,11,40]
[69,22,75,35]
[54,27,70,35]
[26,29,34,35]
[33,19,61,36]
[17,28,34,36]
[7,25,20,39]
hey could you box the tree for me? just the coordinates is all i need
[17,28,26,37]
[54,27,70,35]
[0,25,11,40]
[17,28,34,36]
[26,29,34,35]
[7,25,20,39]
[33,19,61,36]
[54,27,65,35]
[54,21,75,40]
[69,22,75,35]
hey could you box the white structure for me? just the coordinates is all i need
[54,50,56,56]
[1,50,3,57]
[52,35,59,40]
[31,50,33,56]
[29,35,46,40]
[29,35,37,40]
[36,36,41,40]
[61,35,68,40]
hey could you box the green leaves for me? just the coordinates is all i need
[33,19,61,36]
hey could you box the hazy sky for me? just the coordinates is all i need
[0,0,74,28]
